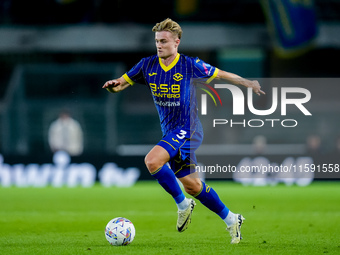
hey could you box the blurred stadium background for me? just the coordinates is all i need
[0,0,339,185]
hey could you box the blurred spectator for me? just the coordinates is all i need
[332,135,340,155]
[252,135,267,155]
[306,134,322,155]
[48,109,84,156]
[336,136,340,153]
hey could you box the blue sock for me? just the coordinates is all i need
[194,181,229,219]
[151,164,186,205]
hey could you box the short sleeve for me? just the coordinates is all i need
[124,58,147,85]
[193,57,219,84]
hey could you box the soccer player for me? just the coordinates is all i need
[103,18,265,244]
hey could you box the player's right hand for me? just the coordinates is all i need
[102,79,120,89]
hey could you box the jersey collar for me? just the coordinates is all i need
[159,53,180,72]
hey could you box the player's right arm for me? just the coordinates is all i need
[102,76,131,93]
[104,57,146,93]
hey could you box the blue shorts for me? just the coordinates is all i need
[157,128,203,178]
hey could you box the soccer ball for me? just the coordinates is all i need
[105,217,136,246]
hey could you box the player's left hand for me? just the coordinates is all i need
[250,80,265,96]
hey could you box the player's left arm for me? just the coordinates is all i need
[215,69,265,96]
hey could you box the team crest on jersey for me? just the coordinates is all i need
[173,73,183,81]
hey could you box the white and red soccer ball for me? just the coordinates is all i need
[105,217,136,246]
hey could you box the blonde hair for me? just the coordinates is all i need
[152,18,183,39]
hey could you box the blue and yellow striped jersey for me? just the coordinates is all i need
[123,53,218,136]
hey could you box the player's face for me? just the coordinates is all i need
[155,31,180,59]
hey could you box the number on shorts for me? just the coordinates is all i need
[176,130,187,140]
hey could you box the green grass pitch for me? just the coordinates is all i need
[1,181,339,255]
